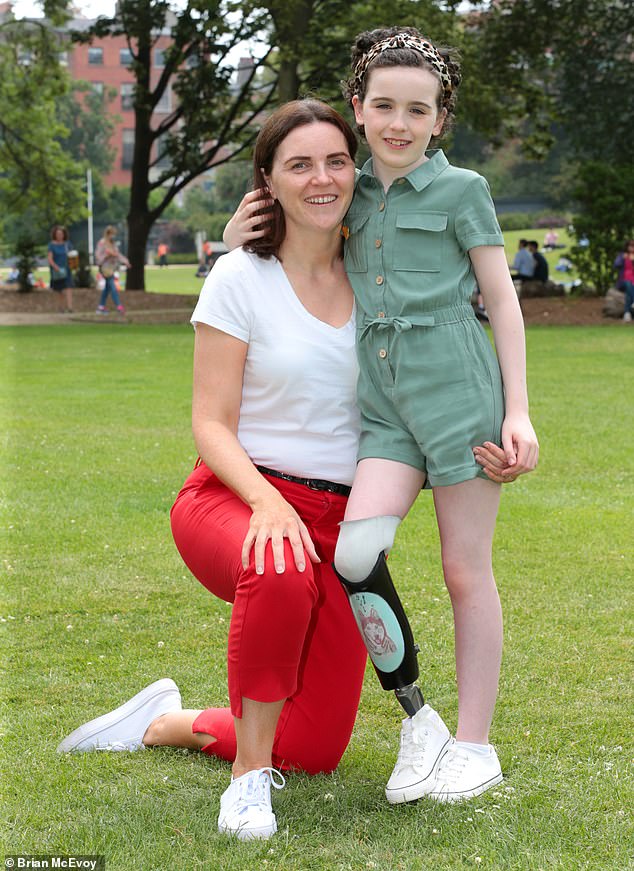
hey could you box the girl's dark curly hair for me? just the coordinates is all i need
[342,26,462,145]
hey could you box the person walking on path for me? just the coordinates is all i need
[95,225,130,315]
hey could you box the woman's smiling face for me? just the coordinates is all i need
[264,122,356,238]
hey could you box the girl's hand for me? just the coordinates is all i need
[473,441,521,483]
[241,492,320,575]
[223,188,274,250]
[498,413,539,477]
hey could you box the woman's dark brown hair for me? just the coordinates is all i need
[50,224,68,241]
[246,99,358,260]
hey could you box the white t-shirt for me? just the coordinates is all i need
[191,248,360,485]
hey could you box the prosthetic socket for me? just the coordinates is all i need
[334,552,425,717]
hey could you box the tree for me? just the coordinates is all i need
[0,14,86,289]
[72,1,277,290]
[568,162,634,294]
[56,82,118,175]
[474,0,634,165]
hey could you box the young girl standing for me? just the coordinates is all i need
[225,27,539,804]
[332,26,538,803]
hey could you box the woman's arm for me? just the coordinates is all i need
[222,189,274,250]
[47,248,59,271]
[469,245,539,477]
[193,323,319,574]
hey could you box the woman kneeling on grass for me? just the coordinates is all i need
[57,99,509,840]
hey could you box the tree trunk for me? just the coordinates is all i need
[125,210,152,290]
[278,59,301,102]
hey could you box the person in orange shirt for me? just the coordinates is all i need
[157,242,169,267]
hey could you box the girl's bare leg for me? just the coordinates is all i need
[344,458,425,521]
[143,709,217,751]
[433,477,502,744]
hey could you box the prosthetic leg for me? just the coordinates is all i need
[334,517,425,717]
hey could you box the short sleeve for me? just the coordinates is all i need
[455,175,504,251]
[190,251,252,342]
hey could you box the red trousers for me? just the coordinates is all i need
[170,462,367,774]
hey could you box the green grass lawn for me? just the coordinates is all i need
[1,325,632,870]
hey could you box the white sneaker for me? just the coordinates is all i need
[429,742,503,802]
[218,767,285,840]
[56,678,182,753]
[385,705,452,804]
[623,311,632,322]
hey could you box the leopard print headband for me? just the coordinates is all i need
[353,33,453,108]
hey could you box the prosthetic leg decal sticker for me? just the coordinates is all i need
[349,592,405,673]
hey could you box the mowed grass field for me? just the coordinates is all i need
[1,324,632,870]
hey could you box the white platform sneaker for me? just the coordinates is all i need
[56,678,182,753]
[218,767,286,840]
[385,704,452,804]
[429,742,503,802]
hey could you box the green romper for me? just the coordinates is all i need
[344,150,505,488]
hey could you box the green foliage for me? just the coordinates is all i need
[569,161,634,293]
[497,212,569,232]
[0,17,86,272]
[476,0,634,165]
[68,0,276,289]
[56,81,118,175]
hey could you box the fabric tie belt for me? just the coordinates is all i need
[359,304,475,341]
[256,466,351,497]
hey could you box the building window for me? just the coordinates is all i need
[88,47,103,65]
[121,83,134,111]
[155,86,171,114]
[58,50,68,66]
[155,135,171,169]
[92,82,104,96]
[122,129,135,170]
[120,47,133,66]
[154,48,166,68]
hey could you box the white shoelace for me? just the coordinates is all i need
[94,740,142,751]
[435,746,469,785]
[394,720,432,770]
[233,767,285,814]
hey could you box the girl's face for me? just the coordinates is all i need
[54,229,65,242]
[352,66,446,188]
[264,122,356,239]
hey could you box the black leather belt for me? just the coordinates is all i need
[256,465,351,496]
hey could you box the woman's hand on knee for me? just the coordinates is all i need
[241,496,320,575]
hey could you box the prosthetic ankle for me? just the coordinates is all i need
[334,517,425,717]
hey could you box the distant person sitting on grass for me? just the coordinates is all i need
[543,228,563,250]
[509,239,535,282]
[528,240,549,283]
[614,239,634,323]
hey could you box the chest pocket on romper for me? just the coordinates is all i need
[343,214,371,273]
[393,211,447,272]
